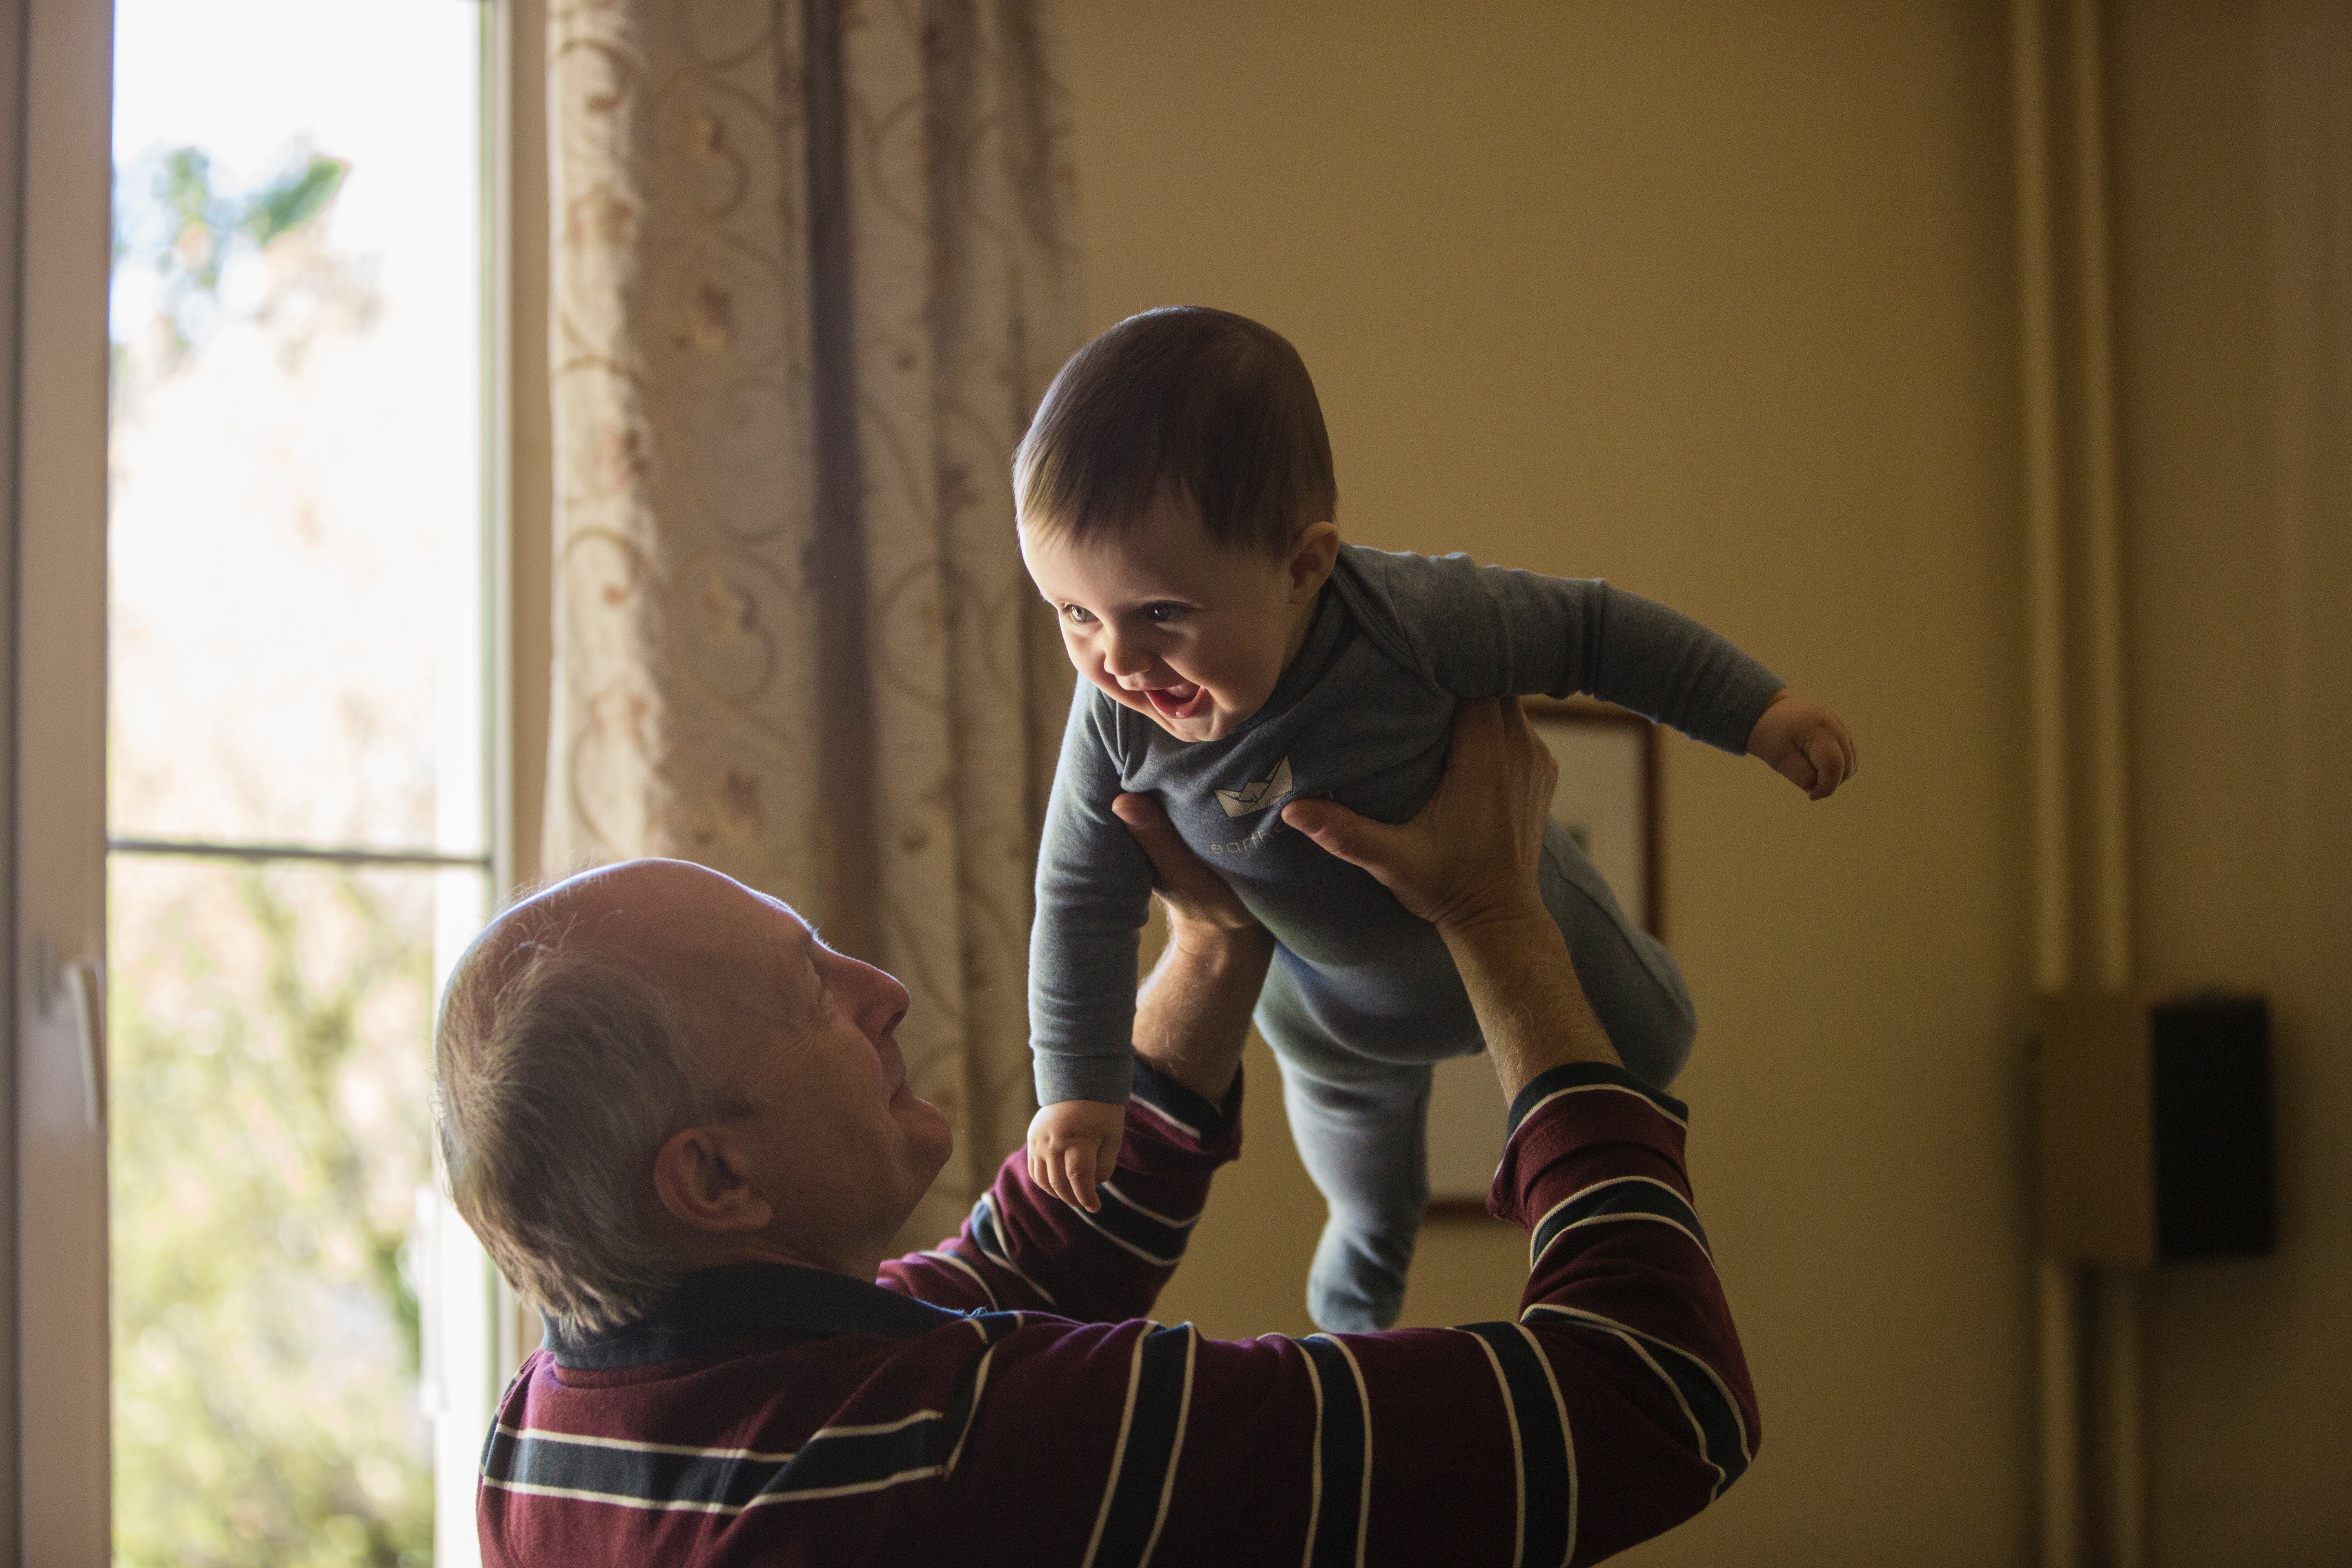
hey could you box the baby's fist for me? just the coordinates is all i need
[1747,693,1860,801]
[1026,1099,1127,1213]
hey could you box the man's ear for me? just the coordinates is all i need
[652,1124,775,1235]
[1286,521,1341,602]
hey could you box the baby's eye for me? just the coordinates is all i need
[1144,602,1189,624]
[1061,604,1097,625]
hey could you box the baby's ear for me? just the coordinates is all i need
[1285,521,1341,600]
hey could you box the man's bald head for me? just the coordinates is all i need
[434,861,763,1337]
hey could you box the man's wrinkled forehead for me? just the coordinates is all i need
[542,860,818,1037]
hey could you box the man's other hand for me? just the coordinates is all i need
[1279,696,1557,933]
[1111,792,1261,936]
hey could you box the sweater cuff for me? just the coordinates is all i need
[1505,1060,1688,1139]
[1708,661,1788,755]
[1126,1059,1241,1158]
[1034,1051,1136,1109]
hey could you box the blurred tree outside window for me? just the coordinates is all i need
[107,4,492,1564]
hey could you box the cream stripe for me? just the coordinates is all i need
[1533,1212,1713,1273]
[973,1218,1061,1307]
[925,1249,1000,1310]
[1074,1203,1187,1267]
[1078,1328,1151,1568]
[483,1463,950,1514]
[1296,1345,1326,1568]
[943,1347,999,1477]
[1128,1094,1203,1143]
[491,1421,794,1464]
[1523,1303,1753,1465]
[807,1407,946,1442]
[1526,1176,1699,1267]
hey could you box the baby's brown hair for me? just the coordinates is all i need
[1014,306,1336,555]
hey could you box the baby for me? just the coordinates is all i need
[1018,307,1856,1332]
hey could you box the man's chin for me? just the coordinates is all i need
[900,1093,956,1176]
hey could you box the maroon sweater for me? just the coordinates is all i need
[479,1060,1757,1567]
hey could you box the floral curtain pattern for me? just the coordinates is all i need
[546,0,1081,1245]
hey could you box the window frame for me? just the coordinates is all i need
[8,0,532,1555]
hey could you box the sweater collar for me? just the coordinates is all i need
[546,1260,964,1370]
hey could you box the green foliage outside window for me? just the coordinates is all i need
[109,143,435,1568]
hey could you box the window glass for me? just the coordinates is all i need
[109,0,483,854]
[107,3,489,1561]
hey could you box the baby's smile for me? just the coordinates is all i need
[1136,679,1209,723]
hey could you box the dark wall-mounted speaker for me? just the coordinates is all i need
[2037,991,2275,1267]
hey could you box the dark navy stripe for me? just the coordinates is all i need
[1463,1323,1573,1568]
[1129,1060,1228,1143]
[1092,1324,1194,1568]
[1528,1307,1749,1498]
[1300,1336,1366,1568]
[1089,1184,1196,1264]
[1637,1334,1748,1496]
[485,1426,776,1511]
[1532,1178,1709,1264]
[1506,1062,1687,1138]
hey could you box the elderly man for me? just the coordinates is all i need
[436,698,1757,1567]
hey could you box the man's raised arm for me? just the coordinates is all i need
[880,792,1273,1321]
[918,701,1759,1566]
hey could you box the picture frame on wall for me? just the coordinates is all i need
[1423,696,1662,1217]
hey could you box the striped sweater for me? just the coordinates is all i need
[478,1058,1758,1567]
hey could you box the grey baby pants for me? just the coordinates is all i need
[1253,818,1695,1332]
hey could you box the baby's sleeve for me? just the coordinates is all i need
[1383,551,1786,755]
[1028,687,1158,1107]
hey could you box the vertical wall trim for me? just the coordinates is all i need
[2065,4,2145,1565]
[2014,0,2072,1001]
[2012,3,2085,1564]
[0,0,24,1546]
[2069,0,2134,1001]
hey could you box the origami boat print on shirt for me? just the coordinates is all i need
[1214,756,1294,817]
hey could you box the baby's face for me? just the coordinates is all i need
[1020,494,1330,743]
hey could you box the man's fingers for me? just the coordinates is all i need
[1112,793,1181,869]
[1281,797,1392,872]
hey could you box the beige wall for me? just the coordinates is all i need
[1062,3,2349,1564]
[2109,4,2352,1563]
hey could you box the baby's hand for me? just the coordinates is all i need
[1746,693,1860,801]
[1027,1099,1127,1213]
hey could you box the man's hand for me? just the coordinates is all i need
[1746,692,1859,801]
[1281,696,1618,1095]
[1027,1098,1127,1213]
[1112,793,1262,939]
[1114,792,1272,1104]
[1279,695,1557,935]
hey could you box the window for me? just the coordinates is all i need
[84,1,508,1559]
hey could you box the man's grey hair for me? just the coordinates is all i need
[432,912,746,1339]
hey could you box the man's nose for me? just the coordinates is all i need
[845,954,911,1036]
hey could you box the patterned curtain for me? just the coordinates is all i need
[545,0,1081,1245]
